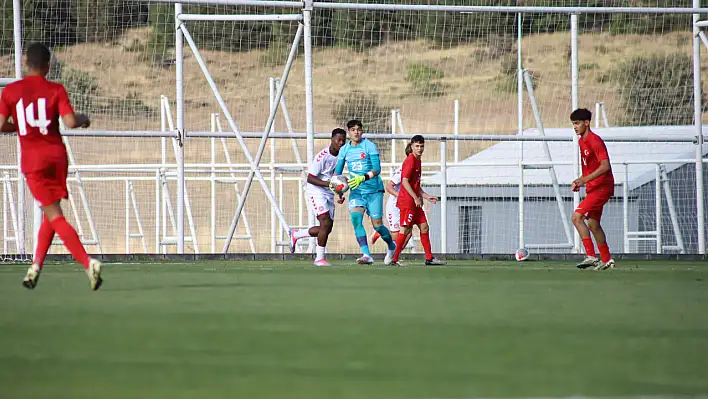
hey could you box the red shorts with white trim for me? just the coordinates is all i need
[575,186,612,222]
[24,156,69,207]
[399,207,428,228]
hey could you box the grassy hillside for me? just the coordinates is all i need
[0,29,705,253]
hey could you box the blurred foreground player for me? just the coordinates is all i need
[570,108,615,270]
[0,43,103,290]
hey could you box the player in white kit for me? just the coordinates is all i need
[290,128,347,266]
[371,144,414,250]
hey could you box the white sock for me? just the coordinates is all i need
[316,245,326,261]
[294,228,312,240]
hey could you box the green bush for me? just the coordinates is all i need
[102,94,156,118]
[614,53,705,126]
[0,0,148,56]
[405,62,446,97]
[499,53,519,77]
[494,72,537,94]
[1,0,697,59]
[59,68,100,113]
[56,67,154,118]
[331,91,392,157]
[260,41,292,67]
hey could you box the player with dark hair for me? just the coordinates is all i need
[570,108,616,270]
[333,119,397,265]
[371,142,414,250]
[290,128,347,266]
[0,43,103,290]
[390,135,445,266]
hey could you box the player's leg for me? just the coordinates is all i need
[371,216,396,265]
[587,218,613,270]
[392,208,416,264]
[32,160,102,289]
[23,164,101,290]
[372,198,399,245]
[33,215,55,269]
[586,198,614,270]
[291,193,329,253]
[313,209,335,266]
[367,192,396,264]
[348,190,373,264]
[391,224,412,266]
[42,202,102,289]
[572,196,599,269]
[402,231,413,250]
[417,211,446,265]
[351,209,373,264]
[23,213,55,289]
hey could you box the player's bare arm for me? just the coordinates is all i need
[385,180,399,197]
[402,177,422,208]
[0,115,16,132]
[308,173,331,188]
[420,188,438,204]
[572,159,611,190]
[307,170,345,204]
[62,113,91,129]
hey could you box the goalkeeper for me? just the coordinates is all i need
[333,119,397,265]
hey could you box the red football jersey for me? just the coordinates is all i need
[396,154,422,209]
[0,75,72,173]
[578,130,614,193]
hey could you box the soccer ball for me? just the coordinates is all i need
[330,175,349,194]
[515,248,530,262]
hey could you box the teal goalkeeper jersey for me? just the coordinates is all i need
[334,138,384,194]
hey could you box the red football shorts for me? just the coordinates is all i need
[575,186,612,222]
[400,207,428,227]
[24,156,69,207]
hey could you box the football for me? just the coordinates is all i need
[515,248,530,262]
[330,175,349,194]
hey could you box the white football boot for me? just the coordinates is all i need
[593,258,616,271]
[22,263,41,290]
[576,256,599,269]
[86,258,103,291]
[356,254,374,265]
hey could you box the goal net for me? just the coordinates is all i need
[0,0,706,255]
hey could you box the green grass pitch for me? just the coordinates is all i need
[1,259,707,399]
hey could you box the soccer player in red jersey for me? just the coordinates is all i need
[390,135,445,266]
[0,43,103,290]
[570,108,616,270]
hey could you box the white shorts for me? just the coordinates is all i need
[307,191,335,220]
[386,197,400,232]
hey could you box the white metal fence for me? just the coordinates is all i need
[1,1,706,255]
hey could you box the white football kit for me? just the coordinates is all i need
[306,147,337,219]
[386,166,428,233]
[386,167,403,232]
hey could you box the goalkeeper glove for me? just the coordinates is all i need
[328,180,338,193]
[348,174,366,190]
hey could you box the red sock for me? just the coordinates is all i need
[392,232,407,262]
[50,216,90,269]
[403,233,413,249]
[33,215,55,270]
[582,238,596,257]
[371,231,381,243]
[598,242,611,263]
[420,232,433,261]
